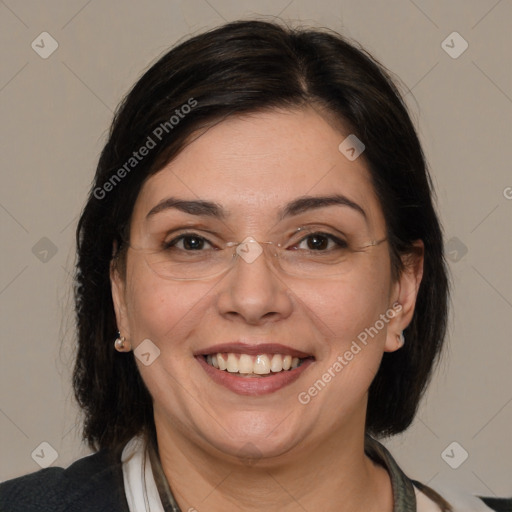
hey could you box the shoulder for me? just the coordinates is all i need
[0,449,130,512]
[365,437,511,512]
[478,497,512,512]
[412,479,512,512]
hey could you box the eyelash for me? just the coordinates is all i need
[292,232,348,251]
[162,231,349,252]
[162,233,215,251]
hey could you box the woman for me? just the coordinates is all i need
[1,20,509,512]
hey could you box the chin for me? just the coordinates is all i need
[213,434,299,466]
[198,411,305,464]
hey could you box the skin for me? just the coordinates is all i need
[111,107,424,511]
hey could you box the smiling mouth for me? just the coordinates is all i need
[202,353,314,377]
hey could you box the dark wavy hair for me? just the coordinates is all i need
[74,19,449,454]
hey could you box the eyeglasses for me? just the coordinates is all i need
[128,226,387,281]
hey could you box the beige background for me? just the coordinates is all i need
[1,0,511,498]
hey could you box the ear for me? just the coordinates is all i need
[384,240,424,353]
[110,255,131,340]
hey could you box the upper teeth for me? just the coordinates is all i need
[206,353,301,375]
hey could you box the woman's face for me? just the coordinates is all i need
[112,107,421,462]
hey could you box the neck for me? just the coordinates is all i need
[154,415,393,512]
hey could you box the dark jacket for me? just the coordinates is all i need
[0,450,130,512]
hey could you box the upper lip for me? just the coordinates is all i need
[194,342,313,359]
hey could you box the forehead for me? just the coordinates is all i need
[132,108,384,229]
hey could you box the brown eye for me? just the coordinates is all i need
[181,235,205,250]
[164,234,212,251]
[305,234,329,250]
[295,232,348,251]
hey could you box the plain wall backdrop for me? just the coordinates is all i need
[1,0,511,498]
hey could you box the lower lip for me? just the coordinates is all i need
[196,356,314,396]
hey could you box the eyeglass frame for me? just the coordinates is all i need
[125,229,389,281]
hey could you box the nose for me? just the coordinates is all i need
[215,240,294,325]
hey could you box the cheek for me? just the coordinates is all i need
[294,271,392,423]
[297,258,393,348]
[123,261,209,346]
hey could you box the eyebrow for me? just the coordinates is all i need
[279,194,367,220]
[147,198,226,219]
[146,194,367,220]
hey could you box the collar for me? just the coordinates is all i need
[121,434,426,512]
[364,434,418,511]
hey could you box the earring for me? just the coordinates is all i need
[397,331,405,348]
[114,333,132,352]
